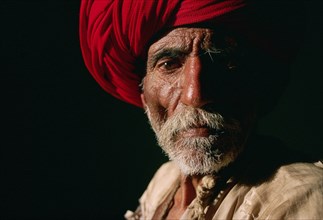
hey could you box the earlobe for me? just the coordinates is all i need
[140,93,147,108]
[140,76,148,109]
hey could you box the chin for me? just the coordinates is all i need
[162,134,243,175]
[168,144,241,176]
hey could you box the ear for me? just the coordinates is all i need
[140,93,147,107]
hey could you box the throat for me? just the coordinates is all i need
[165,175,202,219]
[178,176,199,207]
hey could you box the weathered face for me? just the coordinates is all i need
[141,27,256,175]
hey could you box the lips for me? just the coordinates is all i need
[180,126,222,138]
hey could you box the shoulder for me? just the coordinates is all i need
[270,162,323,201]
[149,161,181,183]
[276,161,323,183]
[239,162,323,219]
[142,161,181,197]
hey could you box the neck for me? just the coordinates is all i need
[176,174,203,208]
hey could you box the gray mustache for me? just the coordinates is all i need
[158,107,225,139]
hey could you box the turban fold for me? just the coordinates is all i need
[79,0,303,108]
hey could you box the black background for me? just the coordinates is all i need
[2,1,322,219]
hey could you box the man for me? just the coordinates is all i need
[80,0,323,219]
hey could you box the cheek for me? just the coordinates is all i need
[143,75,180,116]
[159,82,179,108]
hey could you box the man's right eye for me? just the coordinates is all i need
[156,58,182,72]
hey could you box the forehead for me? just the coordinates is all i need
[148,27,215,55]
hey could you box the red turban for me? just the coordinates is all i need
[79,0,303,108]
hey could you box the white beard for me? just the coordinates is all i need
[145,105,244,176]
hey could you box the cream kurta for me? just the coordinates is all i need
[125,161,323,220]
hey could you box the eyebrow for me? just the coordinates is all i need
[147,42,234,71]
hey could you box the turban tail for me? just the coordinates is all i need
[79,0,303,108]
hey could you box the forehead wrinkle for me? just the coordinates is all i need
[158,29,215,55]
[200,31,215,51]
[150,35,191,55]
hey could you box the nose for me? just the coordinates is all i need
[180,56,210,108]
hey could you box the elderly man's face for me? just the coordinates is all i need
[141,27,256,175]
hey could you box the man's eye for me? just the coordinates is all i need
[156,58,182,72]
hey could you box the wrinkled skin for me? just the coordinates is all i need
[141,27,256,174]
